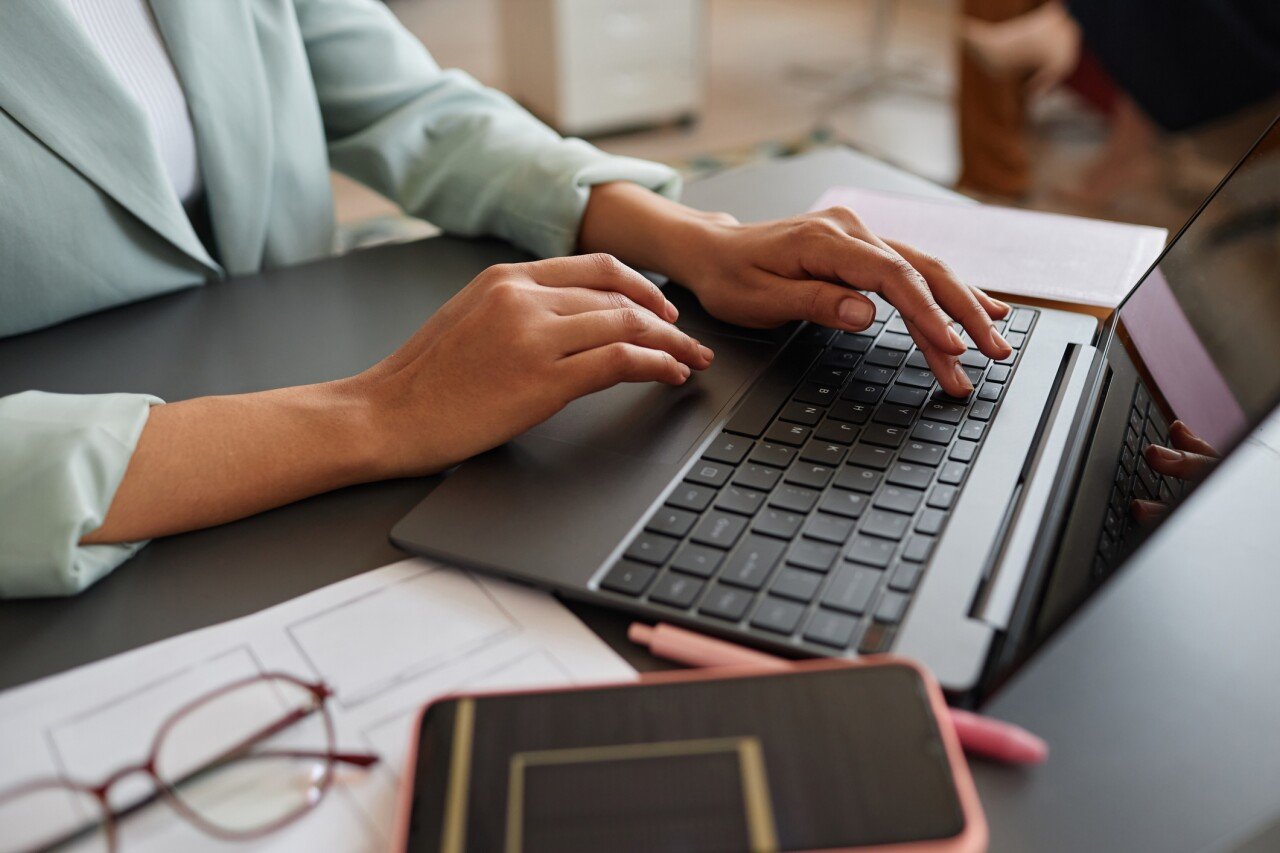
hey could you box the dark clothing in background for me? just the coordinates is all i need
[1067,0,1280,131]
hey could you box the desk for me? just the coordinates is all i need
[2,147,1277,851]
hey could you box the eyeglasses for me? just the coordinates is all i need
[0,672,378,853]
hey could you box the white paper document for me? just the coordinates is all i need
[813,186,1168,307]
[0,559,636,851]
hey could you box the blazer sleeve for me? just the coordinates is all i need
[0,391,160,598]
[292,0,682,260]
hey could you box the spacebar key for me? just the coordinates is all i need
[724,341,822,438]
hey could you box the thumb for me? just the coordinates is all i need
[774,274,878,332]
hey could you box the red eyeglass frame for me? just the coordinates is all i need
[0,672,379,852]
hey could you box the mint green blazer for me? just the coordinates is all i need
[0,0,679,597]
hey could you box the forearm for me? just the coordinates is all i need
[578,181,731,285]
[83,381,383,544]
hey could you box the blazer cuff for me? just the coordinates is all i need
[503,139,683,259]
[0,391,162,598]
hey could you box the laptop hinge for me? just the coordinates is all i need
[969,343,1096,629]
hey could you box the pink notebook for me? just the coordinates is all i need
[812,187,1167,308]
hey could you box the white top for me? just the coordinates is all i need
[62,0,203,205]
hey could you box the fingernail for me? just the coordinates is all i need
[838,298,874,329]
[993,298,1012,313]
[952,363,973,394]
[698,344,715,362]
[679,363,691,380]
[665,300,679,322]
[947,327,967,353]
[987,325,1011,355]
[1147,444,1180,463]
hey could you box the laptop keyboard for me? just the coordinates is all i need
[1093,381,1184,580]
[598,297,1040,656]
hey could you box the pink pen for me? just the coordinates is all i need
[629,621,1048,766]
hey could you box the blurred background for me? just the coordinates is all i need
[335,0,1279,238]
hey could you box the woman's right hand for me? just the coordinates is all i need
[351,254,714,477]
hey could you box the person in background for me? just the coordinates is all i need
[0,0,1015,598]
[957,0,1280,203]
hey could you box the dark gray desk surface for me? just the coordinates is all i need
[3,148,1278,851]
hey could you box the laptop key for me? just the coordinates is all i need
[878,332,913,351]
[896,368,935,389]
[804,609,860,649]
[846,535,895,568]
[875,486,923,515]
[785,463,833,490]
[843,383,885,404]
[911,421,955,445]
[625,532,679,565]
[769,484,819,514]
[646,507,697,538]
[831,331,874,351]
[806,366,848,386]
[703,432,751,465]
[928,484,958,510]
[670,543,723,578]
[735,463,783,491]
[749,441,795,468]
[865,347,906,368]
[829,400,873,424]
[862,424,907,448]
[814,419,859,445]
[786,538,838,572]
[699,583,754,621]
[906,350,930,369]
[959,349,989,369]
[899,441,945,466]
[690,511,748,549]
[1009,309,1034,333]
[753,508,804,540]
[854,364,897,385]
[779,402,824,426]
[772,567,824,601]
[601,561,656,596]
[687,460,733,488]
[858,622,896,654]
[804,512,856,544]
[987,364,1011,383]
[649,573,704,609]
[722,535,786,588]
[915,509,946,536]
[938,461,967,485]
[885,384,928,407]
[902,534,934,563]
[959,420,984,441]
[716,485,767,516]
[886,462,933,490]
[800,439,847,466]
[977,382,1003,402]
[950,440,978,462]
[818,488,869,519]
[764,422,811,447]
[1005,332,1026,349]
[969,400,996,421]
[833,464,882,493]
[861,509,910,540]
[875,591,909,624]
[751,597,805,635]
[922,401,965,424]
[873,404,916,427]
[845,443,895,473]
[823,348,864,370]
[794,383,839,405]
[888,561,924,591]
[822,565,882,614]
[668,482,715,512]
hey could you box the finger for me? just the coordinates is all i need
[1144,444,1216,481]
[555,308,713,369]
[906,317,972,398]
[560,342,691,397]
[758,272,878,331]
[1169,420,1218,457]
[887,239,1011,360]
[522,254,678,322]
[970,286,1012,320]
[1131,499,1167,525]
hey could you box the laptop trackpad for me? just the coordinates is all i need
[525,330,775,465]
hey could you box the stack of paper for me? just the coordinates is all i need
[812,187,1168,308]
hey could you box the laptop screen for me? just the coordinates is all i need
[1027,116,1279,642]
[1102,116,1280,457]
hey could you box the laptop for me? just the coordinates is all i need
[393,115,1280,693]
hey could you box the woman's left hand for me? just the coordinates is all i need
[674,207,1013,397]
